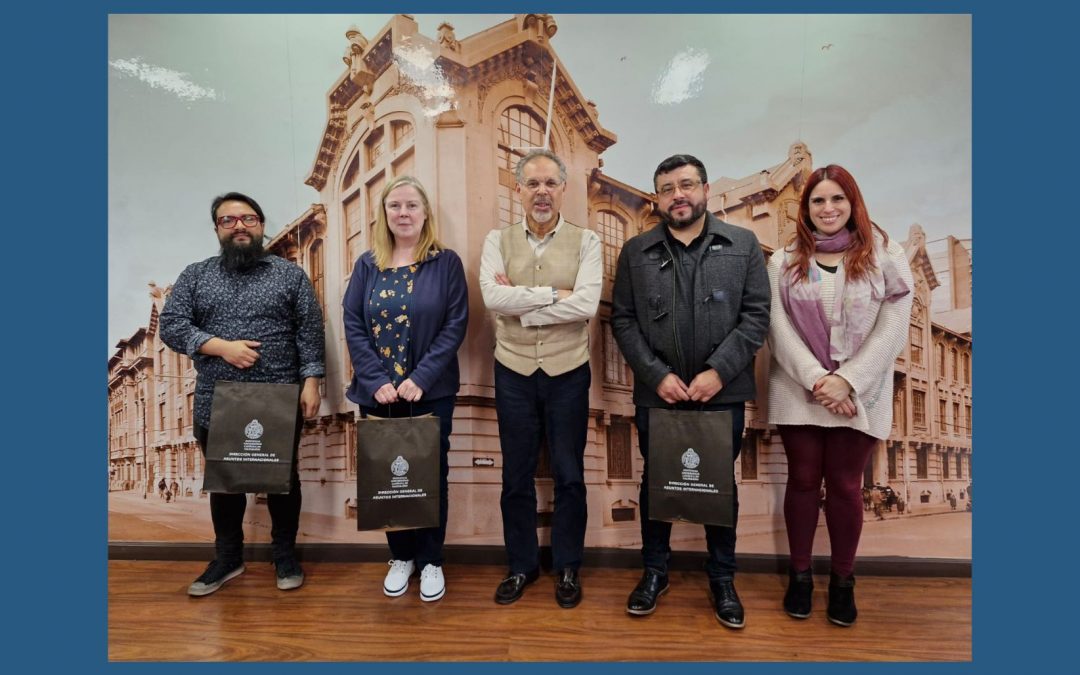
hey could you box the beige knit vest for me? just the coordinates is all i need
[495,223,590,376]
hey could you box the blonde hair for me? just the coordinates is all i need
[370,175,444,270]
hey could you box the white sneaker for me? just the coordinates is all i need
[383,559,415,597]
[419,564,445,602]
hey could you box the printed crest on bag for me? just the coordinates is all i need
[681,447,701,481]
[390,455,410,488]
[244,419,264,440]
[237,418,275,461]
[681,447,700,468]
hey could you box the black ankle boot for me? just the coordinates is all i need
[827,571,857,626]
[783,568,814,619]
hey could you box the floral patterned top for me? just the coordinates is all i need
[369,264,416,385]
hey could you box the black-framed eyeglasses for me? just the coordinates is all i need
[216,214,262,229]
[657,179,703,197]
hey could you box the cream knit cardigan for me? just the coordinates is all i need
[766,238,915,440]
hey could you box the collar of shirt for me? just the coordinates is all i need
[663,223,712,253]
[519,214,565,245]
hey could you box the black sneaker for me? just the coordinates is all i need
[275,556,305,591]
[188,559,245,597]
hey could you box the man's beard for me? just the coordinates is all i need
[220,235,265,272]
[663,200,707,230]
[530,205,555,224]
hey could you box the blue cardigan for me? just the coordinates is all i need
[343,248,469,408]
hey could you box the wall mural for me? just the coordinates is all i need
[109,13,972,562]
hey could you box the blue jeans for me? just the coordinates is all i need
[495,361,590,573]
[194,413,303,564]
[360,396,454,570]
[635,403,744,581]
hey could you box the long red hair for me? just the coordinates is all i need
[788,164,888,282]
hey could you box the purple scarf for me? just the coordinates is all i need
[779,229,910,372]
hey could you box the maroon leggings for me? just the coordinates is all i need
[778,425,878,577]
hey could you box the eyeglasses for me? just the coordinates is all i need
[657,179,703,198]
[215,214,262,229]
[521,178,564,192]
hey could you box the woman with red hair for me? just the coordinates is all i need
[767,164,913,626]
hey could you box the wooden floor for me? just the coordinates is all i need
[109,561,971,662]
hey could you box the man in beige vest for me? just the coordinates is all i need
[479,149,601,609]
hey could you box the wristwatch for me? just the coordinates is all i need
[551,288,559,303]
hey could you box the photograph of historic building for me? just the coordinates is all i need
[108,14,971,559]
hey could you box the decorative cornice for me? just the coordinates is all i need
[146,304,159,338]
[363,31,395,77]
[475,44,532,114]
[307,15,617,189]
[269,203,329,256]
[588,168,655,210]
[305,106,348,191]
[905,225,941,293]
[473,41,616,153]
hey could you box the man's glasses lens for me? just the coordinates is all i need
[217,215,261,228]
[658,180,702,197]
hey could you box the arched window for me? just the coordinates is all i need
[341,115,417,268]
[392,120,414,148]
[496,106,548,228]
[596,210,626,279]
[366,126,386,169]
[343,154,360,192]
[344,191,363,266]
[342,153,363,265]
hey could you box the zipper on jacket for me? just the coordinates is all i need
[661,241,685,380]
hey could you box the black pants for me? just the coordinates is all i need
[636,403,744,581]
[195,415,302,563]
[495,361,590,573]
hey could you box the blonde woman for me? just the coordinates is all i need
[343,176,468,602]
